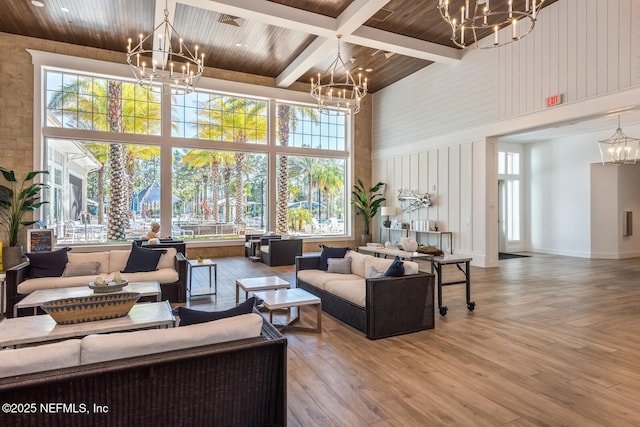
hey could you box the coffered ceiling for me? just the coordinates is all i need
[0,0,557,92]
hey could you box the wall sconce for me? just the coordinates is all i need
[380,206,396,228]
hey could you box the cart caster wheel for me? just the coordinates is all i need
[439,306,448,316]
[467,302,476,311]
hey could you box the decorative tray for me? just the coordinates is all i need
[40,292,141,325]
[89,280,129,293]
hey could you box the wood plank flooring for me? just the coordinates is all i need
[187,253,640,426]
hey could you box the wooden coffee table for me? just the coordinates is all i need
[253,288,321,333]
[235,276,290,304]
[14,281,162,317]
[0,301,175,349]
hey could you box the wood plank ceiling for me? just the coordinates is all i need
[0,0,557,92]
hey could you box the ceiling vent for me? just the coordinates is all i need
[219,14,241,27]
[370,8,393,22]
[372,49,395,59]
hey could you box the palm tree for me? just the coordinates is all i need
[314,160,344,220]
[84,143,109,225]
[47,76,161,240]
[195,96,267,225]
[180,150,234,222]
[289,156,318,215]
[106,81,127,239]
[275,104,320,234]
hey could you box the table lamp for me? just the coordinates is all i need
[380,206,395,228]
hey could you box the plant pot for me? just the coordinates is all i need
[3,245,25,269]
[360,233,372,246]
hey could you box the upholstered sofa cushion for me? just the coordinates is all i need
[324,279,366,307]
[345,250,368,277]
[319,246,349,270]
[364,256,418,278]
[177,297,256,326]
[62,262,101,277]
[297,269,362,290]
[0,339,82,378]
[17,248,180,295]
[68,251,111,274]
[80,313,264,364]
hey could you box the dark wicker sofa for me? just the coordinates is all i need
[296,254,435,340]
[5,249,188,318]
[0,320,287,427]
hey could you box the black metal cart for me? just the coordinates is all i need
[432,256,475,316]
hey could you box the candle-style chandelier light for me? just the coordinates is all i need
[126,1,204,94]
[310,35,368,115]
[598,116,640,165]
[437,0,546,49]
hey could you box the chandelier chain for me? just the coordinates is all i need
[125,1,204,94]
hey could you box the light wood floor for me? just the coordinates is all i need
[188,253,640,426]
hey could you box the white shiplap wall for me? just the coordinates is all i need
[371,0,640,266]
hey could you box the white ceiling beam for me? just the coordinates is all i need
[152,0,178,67]
[178,0,461,87]
[179,0,336,37]
[346,27,461,64]
[276,37,334,88]
[277,0,389,88]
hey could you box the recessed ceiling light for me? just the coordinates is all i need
[31,1,44,7]
[365,68,373,72]
[61,7,69,12]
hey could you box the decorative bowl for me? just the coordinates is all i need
[40,292,141,325]
[89,280,129,293]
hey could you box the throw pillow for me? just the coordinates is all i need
[177,297,256,326]
[319,245,349,271]
[327,257,352,274]
[122,242,166,273]
[368,265,385,279]
[25,247,71,278]
[62,261,101,277]
[384,256,404,277]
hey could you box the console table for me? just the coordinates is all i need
[380,227,453,254]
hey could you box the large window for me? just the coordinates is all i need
[40,64,351,246]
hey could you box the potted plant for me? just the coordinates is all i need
[0,167,49,268]
[351,178,385,245]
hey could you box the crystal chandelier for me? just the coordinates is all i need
[310,36,368,115]
[598,116,640,165]
[437,0,546,49]
[126,1,204,94]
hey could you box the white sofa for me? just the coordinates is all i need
[0,313,287,425]
[6,248,187,317]
[296,249,435,339]
[0,312,264,378]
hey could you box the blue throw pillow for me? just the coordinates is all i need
[318,245,349,271]
[26,247,71,278]
[177,297,256,326]
[384,256,404,277]
[122,242,166,273]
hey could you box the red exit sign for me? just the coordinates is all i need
[546,94,562,107]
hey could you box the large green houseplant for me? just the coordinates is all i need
[0,167,49,268]
[351,178,385,245]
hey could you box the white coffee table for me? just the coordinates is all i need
[235,276,290,304]
[14,281,162,317]
[0,301,175,349]
[253,288,322,333]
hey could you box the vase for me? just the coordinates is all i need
[3,245,25,269]
[360,233,372,246]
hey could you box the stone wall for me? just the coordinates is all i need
[0,31,372,252]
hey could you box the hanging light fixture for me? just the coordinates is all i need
[310,35,368,115]
[598,116,640,165]
[437,0,546,49]
[126,1,204,94]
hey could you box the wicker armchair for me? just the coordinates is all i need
[260,237,303,266]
